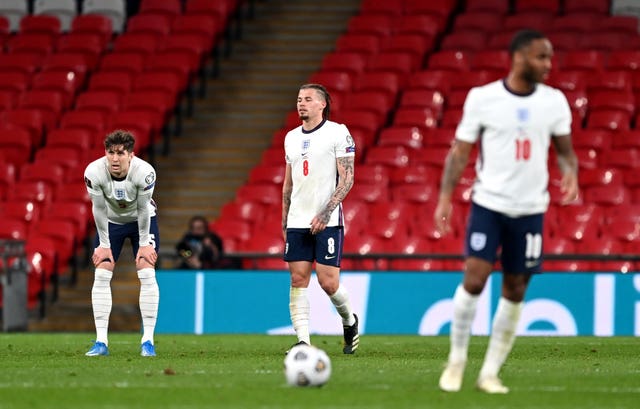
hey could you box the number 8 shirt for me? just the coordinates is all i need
[284,119,356,229]
[455,80,572,217]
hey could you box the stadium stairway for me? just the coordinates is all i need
[26,0,361,332]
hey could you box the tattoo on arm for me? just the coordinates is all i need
[319,156,354,224]
[440,146,469,196]
[282,165,293,231]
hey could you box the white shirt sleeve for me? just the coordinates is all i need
[455,87,482,143]
[136,163,156,246]
[552,89,572,136]
[335,125,356,158]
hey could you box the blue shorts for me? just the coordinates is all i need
[284,227,344,267]
[465,203,543,274]
[93,216,160,262]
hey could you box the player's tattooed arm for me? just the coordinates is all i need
[318,156,355,224]
[439,140,472,196]
[282,164,293,232]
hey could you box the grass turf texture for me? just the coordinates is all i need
[0,334,637,409]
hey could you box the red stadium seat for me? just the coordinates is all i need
[46,128,92,152]
[320,52,368,81]
[465,0,509,15]
[41,52,90,86]
[308,71,352,95]
[335,109,385,136]
[31,71,80,108]
[440,109,463,129]
[399,90,445,118]
[579,168,623,188]
[564,0,610,15]
[611,131,640,150]
[209,219,252,242]
[0,162,16,200]
[346,14,393,39]
[602,149,640,170]
[8,181,53,212]
[184,0,232,27]
[589,71,632,92]
[0,217,28,240]
[547,70,588,92]
[369,218,410,240]
[45,201,90,242]
[561,50,604,72]
[395,14,442,37]
[0,200,40,226]
[588,90,635,116]
[487,30,519,50]
[335,34,381,56]
[55,33,104,69]
[378,126,424,150]
[17,90,64,130]
[126,13,171,38]
[112,32,161,57]
[20,162,65,190]
[578,32,626,51]
[98,53,145,77]
[584,185,629,206]
[87,71,133,95]
[391,165,441,185]
[70,14,112,47]
[20,14,61,38]
[219,200,266,225]
[367,51,415,75]
[471,50,510,74]
[236,184,281,206]
[30,219,78,272]
[248,164,285,185]
[408,70,454,94]
[6,33,55,56]
[453,12,504,33]
[34,147,84,176]
[504,12,554,32]
[60,110,106,135]
[344,90,394,118]
[391,183,437,204]
[586,110,631,132]
[410,147,451,167]
[360,0,404,17]
[427,51,470,72]
[1,108,45,147]
[382,34,435,68]
[354,164,390,186]
[0,52,42,76]
[353,71,401,100]
[515,0,560,14]
[607,50,640,72]
[441,31,488,52]
[364,146,410,168]
[551,14,598,33]
[599,15,640,35]
[347,182,389,203]
[75,90,122,117]
[393,108,438,132]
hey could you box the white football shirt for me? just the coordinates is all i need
[456,80,572,216]
[284,119,355,228]
[84,156,157,224]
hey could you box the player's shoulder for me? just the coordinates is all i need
[84,157,107,177]
[130,156,156,181]
[536,82,565,98]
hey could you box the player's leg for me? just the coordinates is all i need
[132,217,160,356]
[86,223,124,356]
[477,213,541,393]
[440,203,500,391]
[315,227,358,354]
[284,229,314,347]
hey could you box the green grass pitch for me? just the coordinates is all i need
[0,334,637,409]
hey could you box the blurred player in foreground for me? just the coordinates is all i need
[434,30,579,393]
[84,130,160,357]
[282,83,359,354]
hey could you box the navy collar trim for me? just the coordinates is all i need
[302,119,326,134]
[502,79,536,97]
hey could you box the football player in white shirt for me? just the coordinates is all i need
[282,84,359,354]
[434,30,579,393]
[83,130,160,357]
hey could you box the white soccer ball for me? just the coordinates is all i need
[284,344,331,387]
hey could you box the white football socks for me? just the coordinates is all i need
[289,286,310,344]
[137,268,159,345]
[479,297,523,379]
[448,284,480,364]
[329,285,356,326]
[91,268,113,345]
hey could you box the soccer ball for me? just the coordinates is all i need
[284,344,331,387]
